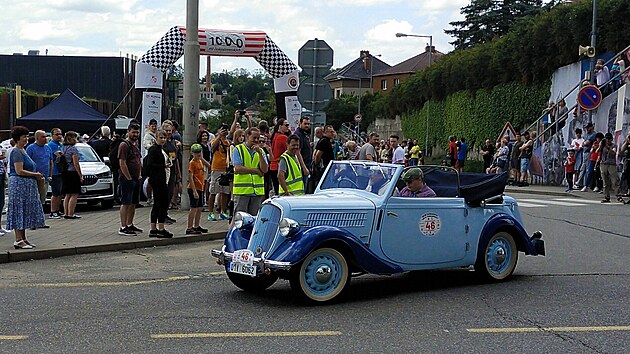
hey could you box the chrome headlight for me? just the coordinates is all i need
[279,218,299,237]
[234,211,254,229]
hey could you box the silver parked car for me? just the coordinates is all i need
[48,143,115,209]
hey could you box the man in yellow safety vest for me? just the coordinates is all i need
[232,127,269,215]
[278,134,310,196]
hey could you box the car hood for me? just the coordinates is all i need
[79,162,110,175]
[273,191,376,213]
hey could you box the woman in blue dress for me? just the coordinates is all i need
[7,126,46,249]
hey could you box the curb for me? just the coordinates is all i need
[504,187,579,198]
[1,232,225,264]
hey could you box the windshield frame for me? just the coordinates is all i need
[316,160,403,197]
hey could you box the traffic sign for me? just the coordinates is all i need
[497,122,518,142]
[298,39,333,77]
[297,76,332,112]
[354,113,362,123]
[577,85,602,110]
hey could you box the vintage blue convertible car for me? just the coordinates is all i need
[212,162,545,302]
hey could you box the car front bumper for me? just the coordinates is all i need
[211,246,293,272]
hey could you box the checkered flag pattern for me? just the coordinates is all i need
[139,26,185,72]
[255,36,298,79]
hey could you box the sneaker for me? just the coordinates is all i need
[148,229,161,237]
[580,186,588,192]
[565,188,572,193]
[49,212,61,219]
[0,227,9,234]
[208,213,217,221]
[157,229,174,238]
[617,197,625,203]
[593,187,600,192]
[219,213,229,220]
[601,198,610,203]
[186,228,202,235]
[195,226,208,233]
[128,225,144,233]
[165,215,177,223]
[118,226,137,236]
[0,230,5,237]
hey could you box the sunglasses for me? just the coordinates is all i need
[54,133,63,136]
[283,124,290,127]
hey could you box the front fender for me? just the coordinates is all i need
[480,213,539,256]
[267,226,403,275]
[224,227,252,253]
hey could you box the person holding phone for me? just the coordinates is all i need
[207,123,231,221]
[230,110,251,140]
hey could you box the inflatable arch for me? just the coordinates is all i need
[135,26,299,118]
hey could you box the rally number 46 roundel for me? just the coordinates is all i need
[419,213,441,236]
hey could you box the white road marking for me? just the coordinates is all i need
[517,202,548,208]
[554,198,613,204]
[518,199,588,207]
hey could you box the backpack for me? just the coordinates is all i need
[108,139,123,173]
[141,152,151,178]
[55,147,69,173]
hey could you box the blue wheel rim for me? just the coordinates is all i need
[486,237,513,275]
[302,251,342,297]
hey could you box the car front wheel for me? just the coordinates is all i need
[290,247,350,303]
[476,232,518,281]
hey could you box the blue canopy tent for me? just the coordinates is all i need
[18,89,113,135]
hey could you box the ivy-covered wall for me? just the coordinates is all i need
[402,81,550,150]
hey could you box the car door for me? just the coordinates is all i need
[379,196,469,265]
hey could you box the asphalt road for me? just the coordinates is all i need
[0,192,628,353]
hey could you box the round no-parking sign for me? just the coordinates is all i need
[577,85,602,110]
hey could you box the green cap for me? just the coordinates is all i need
[402,167,424,182]
[191,143,202,153]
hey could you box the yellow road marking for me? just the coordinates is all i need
[151,331,342,339]
[0,271,225,289]
[0,335,28,340]
[467,326,630,333]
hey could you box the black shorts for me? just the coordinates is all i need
[457,159,465,168]
[119,177,140,205]
[61,171,81,195]
[187,189,204,208]
[51,175,63,196]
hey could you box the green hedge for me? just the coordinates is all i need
[388,0,630,117]
[402,81,549,150]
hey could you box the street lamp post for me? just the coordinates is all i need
[396,32,433,155]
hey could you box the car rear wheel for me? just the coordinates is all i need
[476,232,518,281]
[290,247,350,303]
[226,269,278,292]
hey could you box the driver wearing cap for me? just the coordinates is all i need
[396,168,436,198]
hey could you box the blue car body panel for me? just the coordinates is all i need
[267,226,403,274]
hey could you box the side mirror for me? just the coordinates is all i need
[103,156,110,164]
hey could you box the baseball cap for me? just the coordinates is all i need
[402,168,424,182]
[191,143,202,153]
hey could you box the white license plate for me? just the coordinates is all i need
[100,178,113,184]
[228,262,256,277]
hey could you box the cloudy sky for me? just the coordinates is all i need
[1,0,469,75]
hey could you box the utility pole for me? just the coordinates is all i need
[588,0,597,124]
[182,0,200,210]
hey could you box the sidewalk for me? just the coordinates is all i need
[504,183,611,201]
[0,204,229,264]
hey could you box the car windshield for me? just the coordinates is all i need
[76,145,101,162]
[319,161,398,196]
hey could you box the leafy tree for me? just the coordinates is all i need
[446,0,544,50]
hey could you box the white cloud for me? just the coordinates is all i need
[44,0,140,13]
[18,21,78,41]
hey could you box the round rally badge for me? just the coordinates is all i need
[288,76,299,89]
[419,213,441,236]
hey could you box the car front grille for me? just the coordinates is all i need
[247,203,282,256]
[82,175,99,186]
[305,212,367,228]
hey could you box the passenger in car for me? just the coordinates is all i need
[365,168,389,195]
[395,167,436,198]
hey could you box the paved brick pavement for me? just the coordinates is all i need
[0,204,229,264]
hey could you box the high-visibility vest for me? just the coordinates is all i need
[278,152,304,195]
[232,144,265,196]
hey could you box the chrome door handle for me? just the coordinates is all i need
[387,211,398,217]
